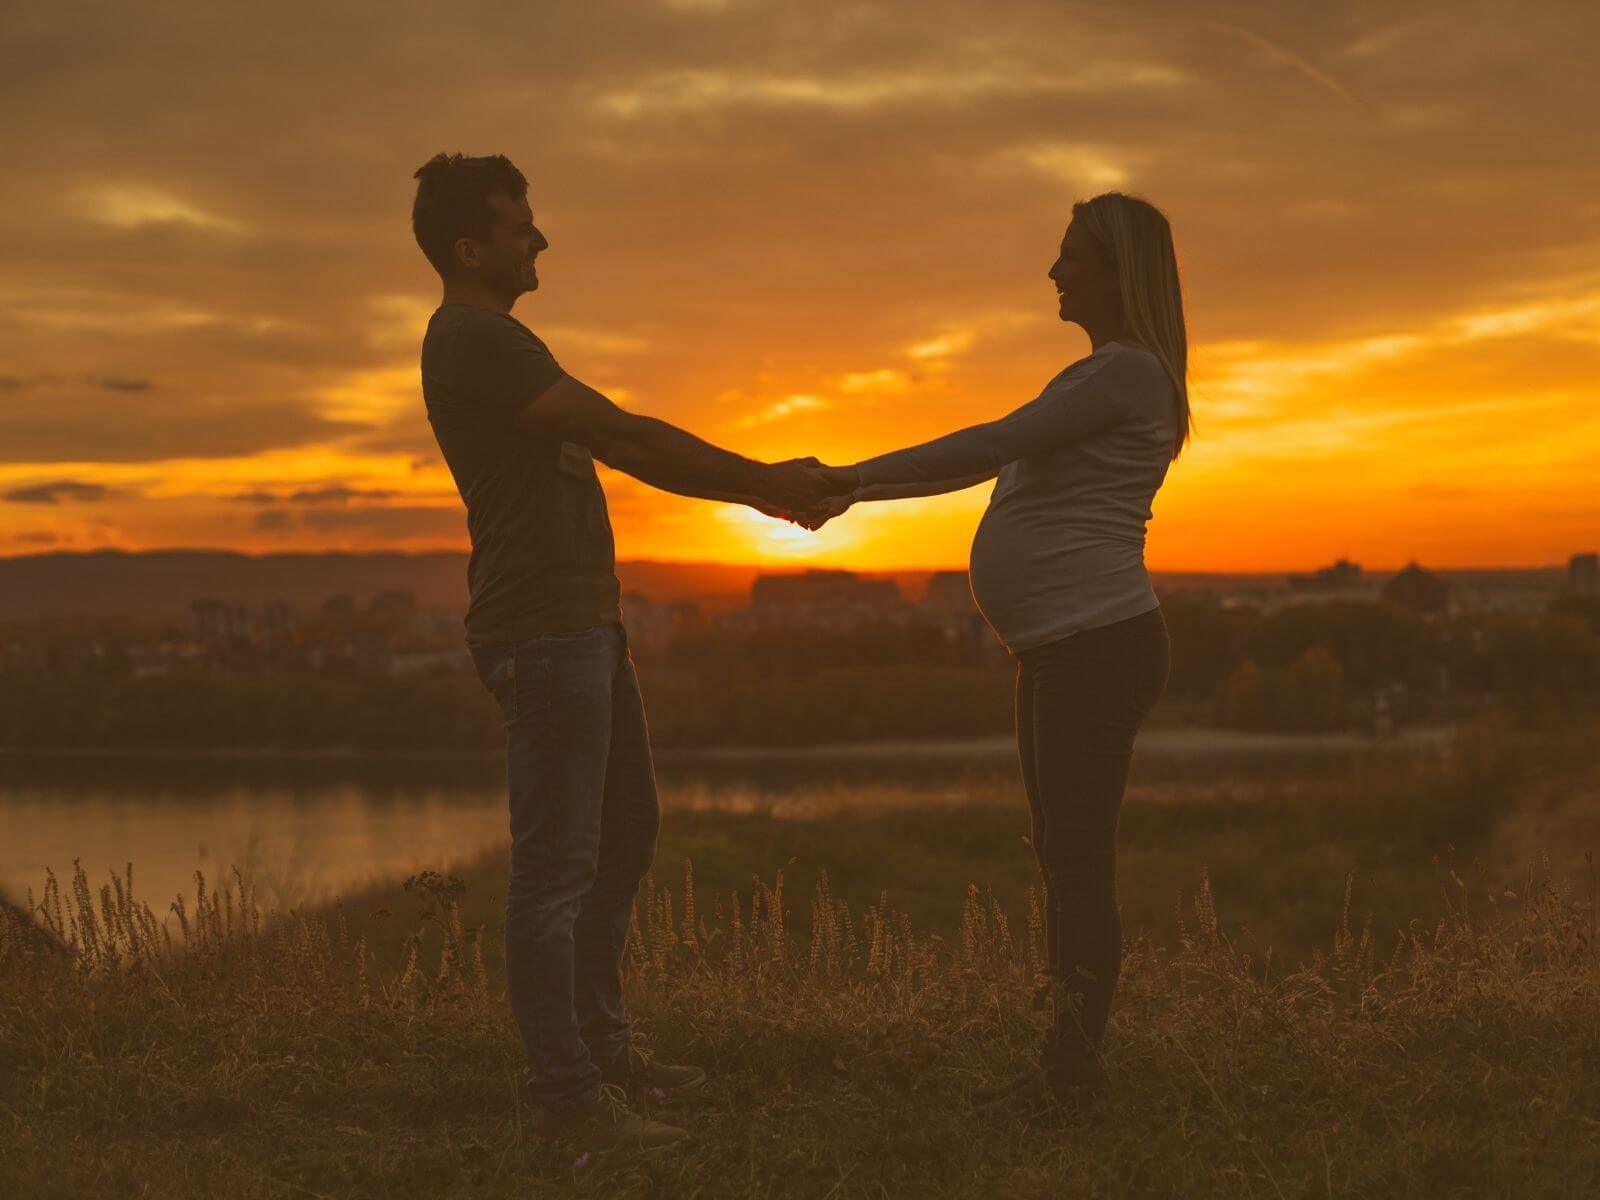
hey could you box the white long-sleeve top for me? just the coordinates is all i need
[855,341,1179,653]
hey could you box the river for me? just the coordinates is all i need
[0,725,1457,919]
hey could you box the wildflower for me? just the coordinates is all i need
[650,1087,667,1100]
[573,1152,590,1169]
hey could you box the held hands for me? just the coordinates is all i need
[793,491,855,531]
[748,457,859,531]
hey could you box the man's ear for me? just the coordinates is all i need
[453,237,479,271]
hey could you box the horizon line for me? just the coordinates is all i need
[0,546,1586,576]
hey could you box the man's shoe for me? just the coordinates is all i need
[598,1038,706,1095]
[1045,1045,1110,1101]
[971,1065,1046,1108]
[529,1084,687,1150]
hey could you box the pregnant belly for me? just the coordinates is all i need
[970,505,1144,637]
[968,505,1034,627]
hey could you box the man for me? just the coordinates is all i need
[411,152,829,1151]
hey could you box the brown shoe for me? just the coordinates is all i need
[530,1084,687,1150]
[598,1039,707,1096]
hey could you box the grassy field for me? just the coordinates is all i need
[2,716,1597,1198]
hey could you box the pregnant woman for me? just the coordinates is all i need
[809,192,1191,1111]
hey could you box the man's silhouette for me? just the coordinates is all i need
[412,152,828,1150]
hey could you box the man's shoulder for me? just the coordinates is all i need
[430,304,554,354]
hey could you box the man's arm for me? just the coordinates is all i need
[514,375,828,511]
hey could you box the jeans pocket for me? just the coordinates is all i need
[475,647,519,724]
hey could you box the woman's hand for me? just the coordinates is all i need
[794,491,855,532]
[807,463,860,496]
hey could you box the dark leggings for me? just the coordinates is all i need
[1015,604,1170,1085]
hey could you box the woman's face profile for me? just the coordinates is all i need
[1049,220,1118,326]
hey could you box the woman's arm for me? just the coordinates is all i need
[853,356,1126,489]
[852,470,997,502]
[796,470,996,531]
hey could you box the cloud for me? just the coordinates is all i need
[251,509,294,533]
[594,59,1189,119]
[3,480,114,504]
[0,0,1597,566]
[1013,143,1133,190]
[543,326,652,359]
[0,372,155,394]
[297,506,467,538]
[839,368,911,394]
[233,484,402,505]
[734,394,827,427]
[287,486,398,504]
[81,185,249,233]
[1201,21,1371,115]
[906,330,975,361]
[0,400,361,463]
[0,289,291,337]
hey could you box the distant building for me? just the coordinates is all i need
[1287,558,1363,591]
[924,570,975,613]
[746,570,907,629]
[368,590,417,623]
[920,569,994,649]
[190,598,252,640]
[1215,588,1273,612]
[1382,561,1451,614]
[1448,586,1558,616]
[1570,552,1599,597]
[620,591,701,646]
[321,593,357,621]
[386,649,468,678]
[261,599,298,634]
[1277,558,1376,610]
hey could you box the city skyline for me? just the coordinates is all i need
[2,2,1596,570]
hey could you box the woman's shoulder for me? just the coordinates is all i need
[1096,341,1172,385]
[1049,341,1162,387]
[1098,339,1162,363]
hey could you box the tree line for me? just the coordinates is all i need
[0,595,1595,750]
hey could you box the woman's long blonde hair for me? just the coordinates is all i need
[1071,193,1193,460]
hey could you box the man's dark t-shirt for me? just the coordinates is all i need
[420,303,621,647]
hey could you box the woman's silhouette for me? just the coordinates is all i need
[810,193,1192,1111]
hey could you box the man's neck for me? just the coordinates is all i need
[440,281,516,314]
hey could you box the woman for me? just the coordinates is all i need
[809,192,1191,1110]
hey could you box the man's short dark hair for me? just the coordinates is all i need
[411,153,529,278]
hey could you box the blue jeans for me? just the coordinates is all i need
[470,622,660,1110]
[1015,605,1170,1086]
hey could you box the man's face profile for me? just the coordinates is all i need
[459,192,548,295]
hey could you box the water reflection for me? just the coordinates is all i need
[0,729,1454,922]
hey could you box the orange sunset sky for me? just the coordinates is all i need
[1,2,1595,572]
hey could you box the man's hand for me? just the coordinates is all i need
[699,458,859,528]
[756,457,832,510]
[755,458,858,511]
